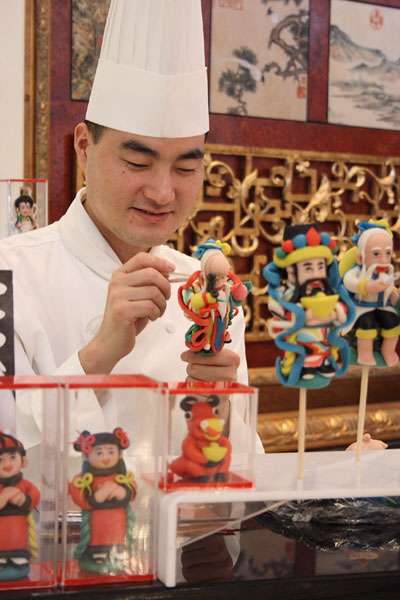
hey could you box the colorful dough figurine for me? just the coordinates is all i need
[263,223,355,388]
[169,395,232,483]
[0,432,40,581]
[70,428,137,574]
[178,239,251,354]
[14,187,38,234]
[339,219,400,367]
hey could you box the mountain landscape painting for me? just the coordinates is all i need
[328,0,400,130]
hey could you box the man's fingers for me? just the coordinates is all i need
[122,251,175,276]
[181,348,240,368]
[181,349,240,382]
[112,267,172,300]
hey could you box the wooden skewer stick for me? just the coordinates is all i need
[162,272,192,283]
[355,365,370,462]
[297,387,307,480]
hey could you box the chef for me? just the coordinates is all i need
[0,0,255,451]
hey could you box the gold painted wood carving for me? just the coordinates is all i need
[170,144,400,343]
[258,401,400,453]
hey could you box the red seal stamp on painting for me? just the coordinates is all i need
[370,8,383,30]
[217,0,243,10]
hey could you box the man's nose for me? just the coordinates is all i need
[143,168,175,205]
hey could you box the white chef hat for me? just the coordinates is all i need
[86,0,209,138]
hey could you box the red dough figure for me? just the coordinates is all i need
[170,395,232,483]
[70,428,137,573]
[0,432,40,581]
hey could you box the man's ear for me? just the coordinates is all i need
[74,122,91,171]
[22,456,28,468]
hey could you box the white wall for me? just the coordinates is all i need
[0,0,25,179]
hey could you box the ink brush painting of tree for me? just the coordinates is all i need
[210,0,309,121]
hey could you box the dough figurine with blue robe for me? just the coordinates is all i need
[263,223,355,388]
[178,239,251,354]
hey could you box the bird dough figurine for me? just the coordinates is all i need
[178,239,251,354]
[69,428,137,574]
[0,432,40,581]
[169,395,232,484]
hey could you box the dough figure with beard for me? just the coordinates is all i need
[263,223,355,389]
[340,219,400,367]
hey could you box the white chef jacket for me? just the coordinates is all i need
[0,189,258,452]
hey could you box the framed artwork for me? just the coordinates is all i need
[209,0,309,121]
[70,0,110,101]
[328,0,400,130]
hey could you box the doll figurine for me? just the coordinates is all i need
[263,223,355,387]
[178,239,251,354]
[14,187,38,234]
[0,432,40,581]
[340,219,400,366]
[169,395,232,483]
[70,428,137,574]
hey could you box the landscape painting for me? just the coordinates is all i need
[210,0,309,121]
[328,0,400,130]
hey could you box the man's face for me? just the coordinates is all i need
[293,257,327,287]
[87,444,120,470]
[0,451,24,478]
[362,232,393,271]
[75,124,205,262]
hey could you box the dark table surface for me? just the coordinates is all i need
[2,502,400,600]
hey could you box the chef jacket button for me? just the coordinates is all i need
[165,321,176,334]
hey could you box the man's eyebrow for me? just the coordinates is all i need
[120,139,159,159]
[176,148,204,161]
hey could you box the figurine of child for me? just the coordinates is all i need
[14,187,37,234]
[69,428,137,574]
[0,431,40,581]
[178,239,251,354]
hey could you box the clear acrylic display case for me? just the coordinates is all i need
[0,179,48,239]
[0,375,60,591]
[58,375,161,587]
[159,381,258,491]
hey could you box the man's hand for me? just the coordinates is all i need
[79,252,175,373]
[181,348,240,382]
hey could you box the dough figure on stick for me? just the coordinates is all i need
[263,223,355,478]
[178,239,251,354]
[340,219,400,461]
